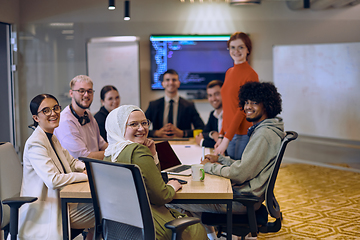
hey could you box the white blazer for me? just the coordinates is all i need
[18,126,88,240]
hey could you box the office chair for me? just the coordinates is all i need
[0,142,37,240]
[201,131,298,240]
[80,157,200,240]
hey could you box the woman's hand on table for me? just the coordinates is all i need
[167,180,182,192]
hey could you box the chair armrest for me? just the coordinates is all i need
[233,192,261,206]
[164,217,200,232]
[3,197,37,239]
[3,196,37,209]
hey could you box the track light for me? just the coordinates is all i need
[230,0,261,5]
[124,1,130,21]
[304,0,310,8]
[108,0,115,10]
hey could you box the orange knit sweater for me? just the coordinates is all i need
[220,61,259,140]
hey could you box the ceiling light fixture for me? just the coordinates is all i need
[89,36,140,43]
[49,23,74,27]
[304,0,310,8]
[108,0,115,10]
[61,30,74,34]
[124,1,130,21]
[230,0,261,5]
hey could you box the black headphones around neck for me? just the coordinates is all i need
[70,104,90,126]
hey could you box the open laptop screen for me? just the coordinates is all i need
[155,141,182,171]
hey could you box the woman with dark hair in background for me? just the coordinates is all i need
[94,85,120,142]
[19,94,94,240]
[214,32,259,160]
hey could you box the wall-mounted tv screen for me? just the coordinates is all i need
[150,35,233,90]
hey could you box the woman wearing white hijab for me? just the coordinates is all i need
[104,105,207,240]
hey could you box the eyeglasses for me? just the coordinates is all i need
[38,105,61,116]
[126,120,150,129]
[72,88,94,95]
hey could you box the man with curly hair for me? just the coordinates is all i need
[171,82,285,240]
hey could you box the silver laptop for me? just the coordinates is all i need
[155,141,191,176]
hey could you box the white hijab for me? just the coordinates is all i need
[104,105,143,162]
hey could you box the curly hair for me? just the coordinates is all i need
[239,82,282,119]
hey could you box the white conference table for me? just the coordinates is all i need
[60,139,234,240]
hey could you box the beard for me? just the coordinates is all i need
[75,98,92,109]
[214,103,222,110]
[246,114,262,123]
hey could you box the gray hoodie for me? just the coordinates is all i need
[204,117,285,199]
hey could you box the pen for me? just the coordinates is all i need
[202,146,205,160]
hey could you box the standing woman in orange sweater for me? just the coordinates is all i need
[214,32,259,159]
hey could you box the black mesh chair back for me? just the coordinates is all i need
[201,131,298,239]
[265,131,298,219]
[80,157,155,240]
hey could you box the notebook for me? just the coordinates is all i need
[155,141,192,176]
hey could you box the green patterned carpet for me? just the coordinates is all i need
[257,163,360,239]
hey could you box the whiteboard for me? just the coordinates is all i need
[273,42,360,141]
[87,37,140,114]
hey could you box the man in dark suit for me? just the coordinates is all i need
[145,69,204,138]
[195,80,223,148]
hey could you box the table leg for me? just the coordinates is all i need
[61,198,70,240]
[61,198,93,240]
[226,200,232,240]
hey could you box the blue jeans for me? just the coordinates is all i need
[226,134,249,160]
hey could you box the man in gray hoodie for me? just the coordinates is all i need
[171,82,285,240]
[202,81,285,208]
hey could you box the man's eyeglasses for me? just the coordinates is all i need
[72,88,94,95]
[38,105,61,116]
[126,120,150,129]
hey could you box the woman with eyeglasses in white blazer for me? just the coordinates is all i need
[18,94,94,240]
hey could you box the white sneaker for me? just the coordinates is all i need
[244,233,257,240]
[218,235,239,240]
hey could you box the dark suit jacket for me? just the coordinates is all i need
[145,97,205,137]
[202,110,219,148]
